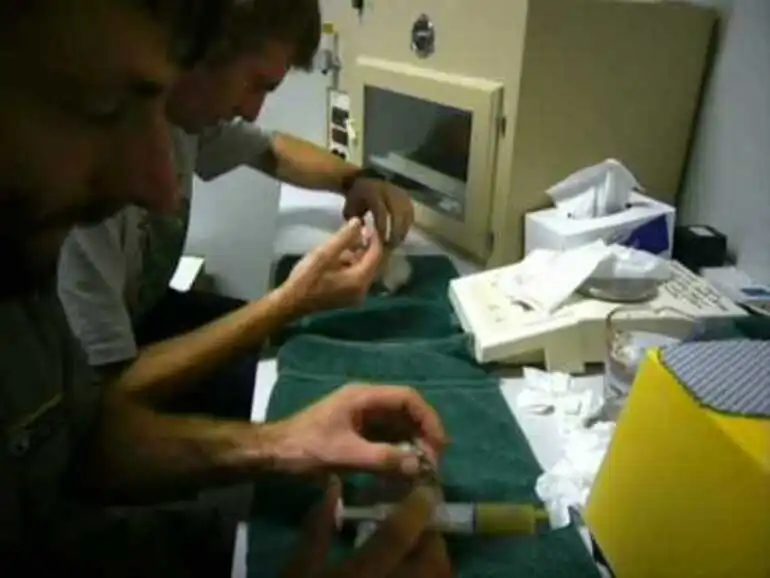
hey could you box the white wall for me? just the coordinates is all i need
[679,0,770,284]
[184,69,331,301]
[186,0,770,295]
[183,0,336,302]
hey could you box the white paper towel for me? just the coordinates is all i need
[499,241,671,312]
[499,242,612,313]
[518,367,603,423]
[516,367,615,530]
[535,422,616,530]
[546,159,641,220]
[590,244,671,281]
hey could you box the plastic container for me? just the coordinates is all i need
[598,306,697,422]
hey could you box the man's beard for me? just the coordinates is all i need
[0,193,124,301]
[0,233,61,300]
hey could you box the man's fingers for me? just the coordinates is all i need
[356,386,447,456]
[280,477,341,578]
[333,486,438,578]
[344,229,383,287]
[383,193,412,248]
[334,438,421,477]
[397,533,453,578]
[311,218,364,267]
[342,197,366,221]
[369,194,390,245]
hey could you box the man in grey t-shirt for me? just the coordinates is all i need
[58,0,417,422]
[58,122,277,420]
[2,1,447,575]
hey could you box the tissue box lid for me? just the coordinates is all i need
[661,340,770,419]
[529,193,673,232]
[525,192,675,256]
[585,341,770,578]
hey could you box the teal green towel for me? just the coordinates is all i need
[248,254,599,577]
[270,255,460,346]
[273,254,459,306]
[247,334,600,577]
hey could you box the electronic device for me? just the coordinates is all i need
[328,0,716,266]
[448,259,748,373]
[673,224,728,272]
[327,89,352,161]
[701,266,770,317]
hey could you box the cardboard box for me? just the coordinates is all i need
[525,192,676,257]
[585,343,770,578]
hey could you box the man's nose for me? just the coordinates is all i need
[110,114,180,214]
[237,93,266,123]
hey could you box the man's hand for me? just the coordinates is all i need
[343,178,415,247]
[269,384,447,478]
[281,477,449,578]
[279,218,383,317]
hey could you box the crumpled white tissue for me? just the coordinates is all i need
[378,248,413,293]
[547,158,641,220]
[498,241,671,313]
[535,422,616,529]
[590,244,671,282]
[499,242,613,313]
[518,367,602,423]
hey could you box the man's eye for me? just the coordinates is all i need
[84,99,126,125]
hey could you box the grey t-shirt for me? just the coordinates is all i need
[57,120,273,367]
[0,286,232,574]
[0,283,100,550]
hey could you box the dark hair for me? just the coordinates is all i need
[206,0,322,70]
[0,0,233,69]
[139,0,234,68]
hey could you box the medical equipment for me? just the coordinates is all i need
[325,0,716,266]
[701,266,770,316]
[338,502,552,536]
[449,259,748,373]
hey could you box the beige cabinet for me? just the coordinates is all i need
[325,0,716,266]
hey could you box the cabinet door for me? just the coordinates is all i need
[349,56,503,260]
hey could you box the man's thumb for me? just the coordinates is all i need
[347,441,422,477]
[280,476,342,578]
[312,218,363,265]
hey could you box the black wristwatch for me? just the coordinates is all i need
[341,166,387,194]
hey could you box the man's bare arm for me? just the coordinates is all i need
[69,288,300,503]
[74,390,287,504]
[111,288,295,405]
[253,132,359,194]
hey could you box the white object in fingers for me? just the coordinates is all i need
[355,520,379,547]
[334,497,344,531]
[380,249,413,293]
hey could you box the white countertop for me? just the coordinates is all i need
[232,185,605,578]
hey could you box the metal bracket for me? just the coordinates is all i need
[498,115,507,137]
[486,231,495,254]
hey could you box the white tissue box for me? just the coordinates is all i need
[525,192,675,258]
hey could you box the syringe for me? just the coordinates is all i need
[337,502,552,536]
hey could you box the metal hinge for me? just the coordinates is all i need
[498,116,507,137]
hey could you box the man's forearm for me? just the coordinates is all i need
[115,288,296,404]
[75,389,288,504]
[256,132,360,194]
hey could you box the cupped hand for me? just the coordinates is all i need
[271,384,447,478]
[280,218,384,316]
[343,179,414,248]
